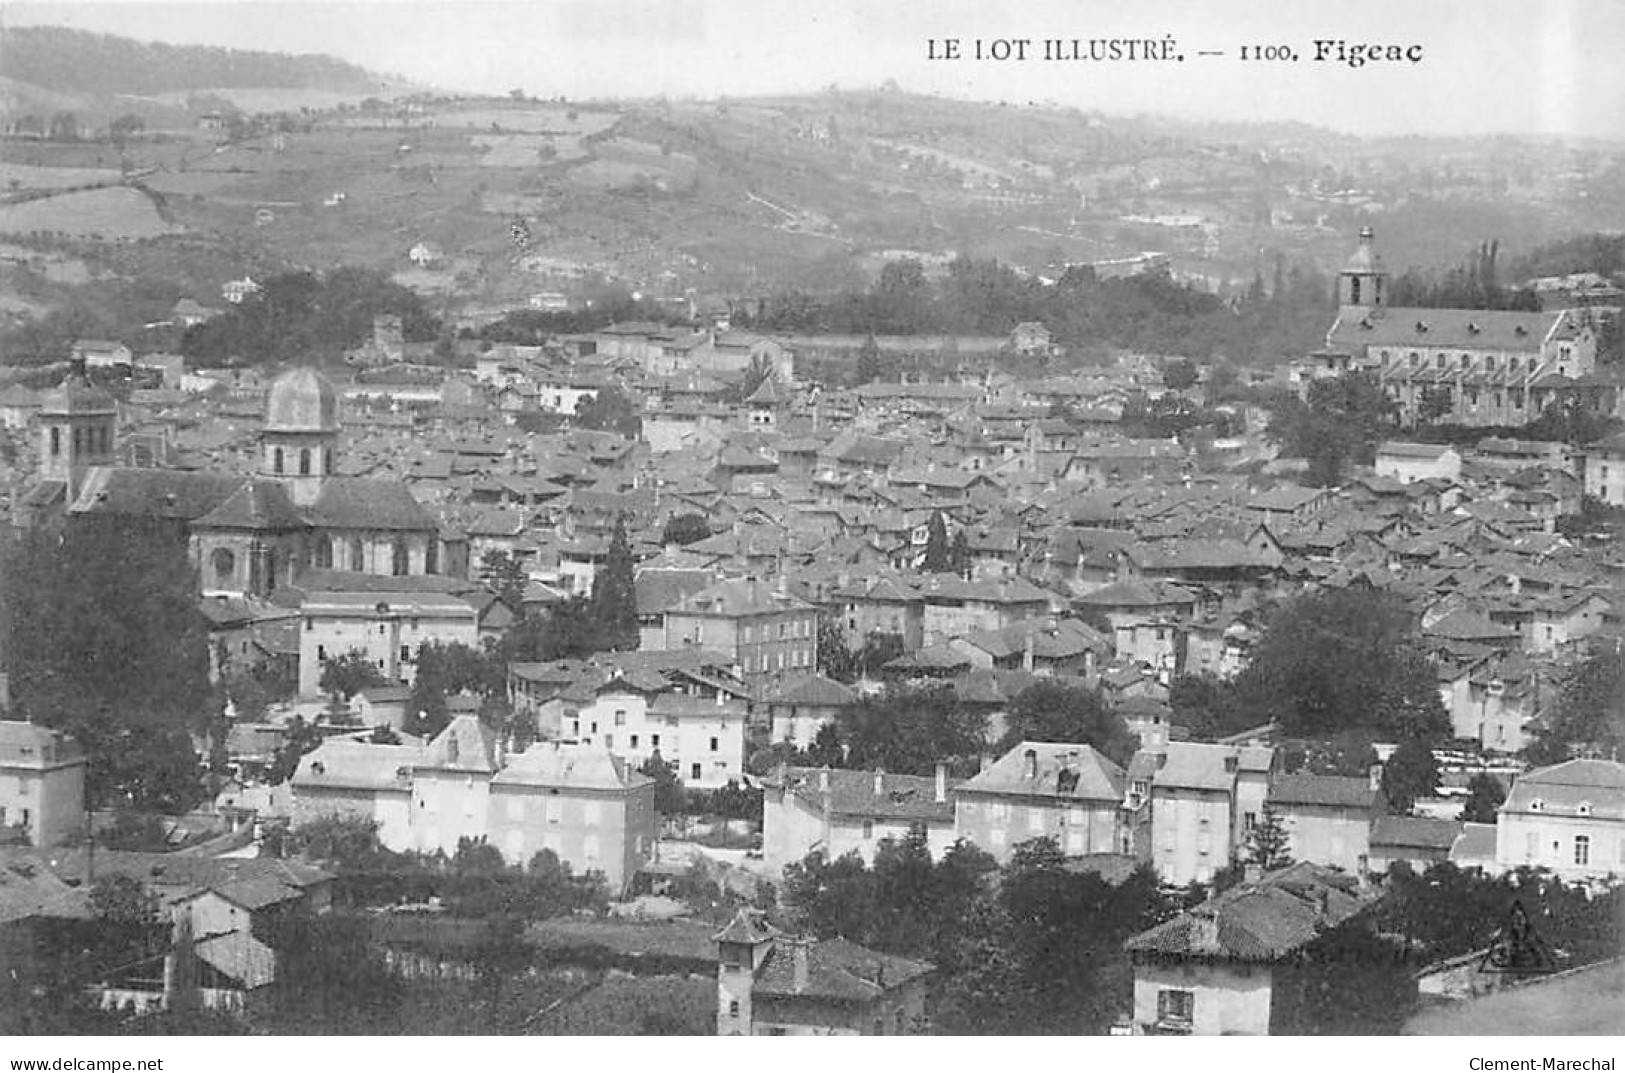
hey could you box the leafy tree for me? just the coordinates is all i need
[1459,771,1506,823]
[265,715,323,785]
[855,631,906,678]
[1162,358,1199,392]
[90,874,160,927]
[452,836,508,876]
[319,648,388,704]
[659,513,711,547]
[108,113,144,150]
[1380,737,1440,813]
[257,912,403,1033]
[922,512,951,572]
[574,385,641,439]
[840,685,986,775]
[0,518,212,810]
[639,751,684,816]
[180,267,438,369]
[408,640,502,737]
[1524,640,1625,765]
[804,722,845,768]
[1267,371,1396,486]
[1244,803,1292,870]
[48,110,79,141]
[999,681,1136,764]
[588,514,639,651]
[480,550,529,611]
[1231,588,1450,743]
[782,849,878,942]
[221,658,296,722]
[855,333,885,385]
[1419,384,1454,424]
[816,615,859,682]
[949,528,971,577]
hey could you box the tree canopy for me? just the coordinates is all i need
[1523,640,1625,765]
[0,518,212,810]
[1229,588,1450,743]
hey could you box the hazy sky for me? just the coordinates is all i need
[6,0,1624,139]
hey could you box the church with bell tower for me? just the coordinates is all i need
[23,364,449,599]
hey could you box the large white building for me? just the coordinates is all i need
[1304,229,1613,429]
[1495,758,1625,881]
[291,717,657,891]
[297,592,479,698]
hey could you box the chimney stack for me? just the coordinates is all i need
[1024,748,1038,780]
[819,766,830,792]
[1368,762,1383,792]
[935,762,947,804]
[1022,631,1036,672]
[873,767,885,797]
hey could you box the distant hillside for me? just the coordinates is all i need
[0,25,386,98]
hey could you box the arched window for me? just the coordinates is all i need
[392,537,410,576]
[299,449,312,476]
[50,426,60,456]
[210,547,236,586]
[1349,277,1362,304]
[350,537,365,572]
[424,539,439,575]
[273,447,284,475]
[73,427,84,455]
[315,535,333,569]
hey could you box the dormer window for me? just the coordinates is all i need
[1415,320,1429,333]
[1577,802,1592,817]
[1529,798,1544,812]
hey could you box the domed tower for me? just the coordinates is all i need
[1338,226,1387,309]
[261,366,339,507]
[37,363,117,505]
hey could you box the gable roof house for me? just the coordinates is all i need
[716,908,934,1035]
[762,764,960,872]
[1124,862,1377,1035]
[954,741,1128,862]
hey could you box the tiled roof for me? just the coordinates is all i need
[1503,758,1625,819]
[193,480,307,531]
[960,740,1124,802]
[294,739,425,791]
[1327,306,1567,352]
[305,477,436,531]
[1371,815,1462,852]
[763,674,858,707]
[70,467,246,521]
[0,721,83,766]
[774,766,956,823]
[491,741,649,790]
[1267,773,1379,811]
[1125,861,1371,962]
[1145,742,1245,792]
[422,714,500,772]
[753,936,933,1001]
[714,907,778,945]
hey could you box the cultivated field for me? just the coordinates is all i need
[0,162,124,193]
[431,106,620,136]
[0,186,177,239]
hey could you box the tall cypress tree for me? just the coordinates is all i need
[590,513,639,651]
[922,511,951,572]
